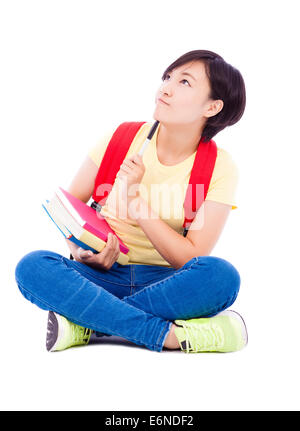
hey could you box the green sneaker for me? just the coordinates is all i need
[174,310,248,353]
[46,311,92,352]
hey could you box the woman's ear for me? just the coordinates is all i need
[206,99,224,118]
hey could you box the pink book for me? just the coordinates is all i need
[56,187,129,255]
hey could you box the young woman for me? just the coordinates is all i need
[15,49,247,354]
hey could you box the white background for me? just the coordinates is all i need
[1,0,299,411]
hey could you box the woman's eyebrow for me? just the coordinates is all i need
[180,72,197,82]
[166,70,197,82]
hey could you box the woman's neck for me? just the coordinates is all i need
[156,122,203,165]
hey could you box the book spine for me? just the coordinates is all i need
[67,235,99,254]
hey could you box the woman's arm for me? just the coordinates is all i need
[185,200,231,255]
[132,198,231,269]
[67,155,99,203]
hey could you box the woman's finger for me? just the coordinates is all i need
[108,234,119,256]
[103,233,115,255]
[112,234,119,253]
[122,159,134,168]
[100,233,117,265]
[120,164,132,174]
[114,235,120,250]
[78,248,93,259]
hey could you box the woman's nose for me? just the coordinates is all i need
[160,81,172,95]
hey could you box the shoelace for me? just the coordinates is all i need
[70,324,91,345]
[179,321,225,352]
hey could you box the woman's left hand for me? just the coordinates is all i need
[116,153,145,202]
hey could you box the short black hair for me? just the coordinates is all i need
[161,49,246,142]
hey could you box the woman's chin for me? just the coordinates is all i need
[152,107,167,122]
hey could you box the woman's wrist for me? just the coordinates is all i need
[127,194,140,220]
[127,195,153,221]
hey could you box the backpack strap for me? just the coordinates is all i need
[183,137,217,232]
[92,122,146,206]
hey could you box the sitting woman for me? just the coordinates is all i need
[15,49,248,354]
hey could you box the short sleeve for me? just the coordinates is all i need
[205,148,239,210]
[87,128,116,168]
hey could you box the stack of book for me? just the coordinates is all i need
[42,187,130,265]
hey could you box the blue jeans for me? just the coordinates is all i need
[14,250,241,352]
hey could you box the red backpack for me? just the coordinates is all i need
[91,121,217,236]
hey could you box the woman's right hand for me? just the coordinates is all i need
[68,233,120,271]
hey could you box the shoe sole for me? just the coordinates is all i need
[46,311,65,352]
[218,309,248,347]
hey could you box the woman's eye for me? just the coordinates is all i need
[163,74,190,86]
[181,79,190,85]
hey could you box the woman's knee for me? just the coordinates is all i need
[15,249,62,288]
[195,255,241,301]
[15,250,62,310]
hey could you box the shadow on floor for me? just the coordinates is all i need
[88,332,181,353]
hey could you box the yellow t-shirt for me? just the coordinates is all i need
[88,121,239,267]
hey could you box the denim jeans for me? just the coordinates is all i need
[14,250,241,352]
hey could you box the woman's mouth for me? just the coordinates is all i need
[158,98,169,106]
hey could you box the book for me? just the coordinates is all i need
[42,187,130,265]
[42,200,99,254]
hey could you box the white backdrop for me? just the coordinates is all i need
[1,0,299,411]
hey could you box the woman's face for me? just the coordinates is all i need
[154,60,221,126]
